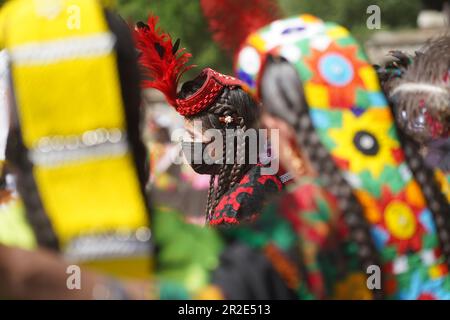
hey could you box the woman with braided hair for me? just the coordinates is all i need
[374,36,450,296]
[202,0,450,299]
[134,17,285,226]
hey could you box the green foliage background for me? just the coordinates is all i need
[117,0,231,75]
[0,0,423,75]
[116,0,421,75]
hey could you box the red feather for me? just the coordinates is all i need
[134,15,194,107]
[200,0,281,56]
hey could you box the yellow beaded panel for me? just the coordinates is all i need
[1,0,151,278]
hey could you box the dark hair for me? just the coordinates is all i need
[261,57,383,299]
[179,75,260,219]
[379,37,450,144]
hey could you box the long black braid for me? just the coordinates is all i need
[208,95,237,215]
[229,116,248,189]
[294,98,383,300]
[261,57,384,299]
[205,174,216,220]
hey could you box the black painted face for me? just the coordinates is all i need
[353,130,379,156]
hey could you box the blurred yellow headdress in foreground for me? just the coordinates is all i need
[0,0,152,279]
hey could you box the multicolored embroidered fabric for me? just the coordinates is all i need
[154,174,372,299]
[224,176,372,299]
[154,200,311,300]
[278,177,371,299]
[208,164,283,226]
[236,14,450,299]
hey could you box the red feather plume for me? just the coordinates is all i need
[200,0,281,56]
[134,15,194,107]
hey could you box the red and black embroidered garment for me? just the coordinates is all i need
[208,164,283,226]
